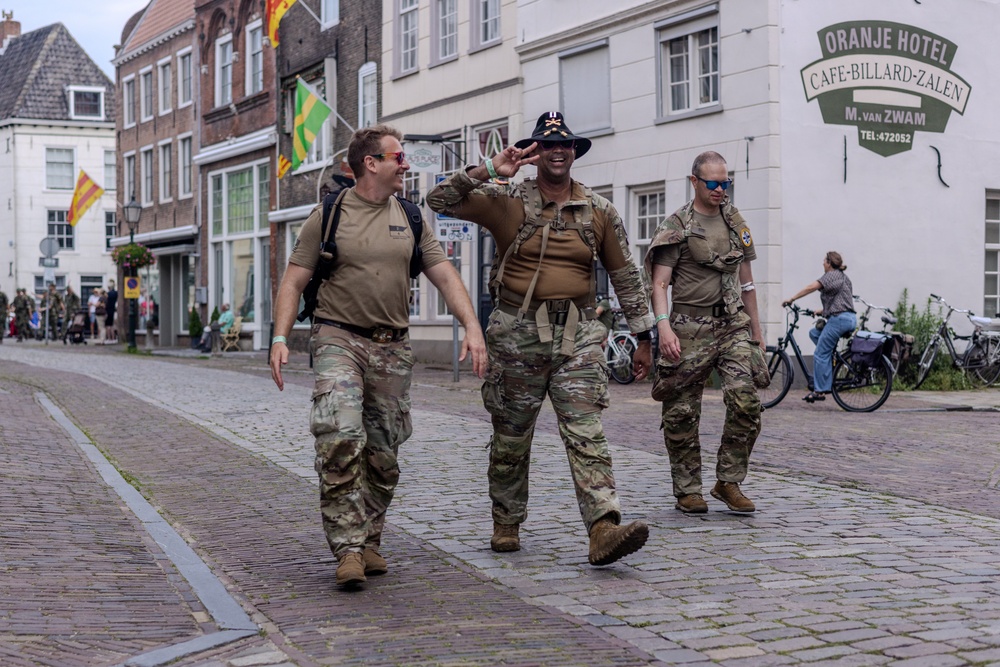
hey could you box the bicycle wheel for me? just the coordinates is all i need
[965,338,1000,387]
[759,346,793,409]
[913,337,940,389]
[832,354,893,412]
[607,334,636,384]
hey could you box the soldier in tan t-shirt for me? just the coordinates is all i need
[269,124,486,589]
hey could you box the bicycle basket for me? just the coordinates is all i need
[849,332,884,368]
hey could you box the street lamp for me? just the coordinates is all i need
[123,197,142,351]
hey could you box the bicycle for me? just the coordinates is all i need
[854,295,914,377]
[760,304,894,412]
[605,310,638,385]
[913,294,1000,389]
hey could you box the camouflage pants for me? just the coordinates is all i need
[656,311,762,497]
[481,308,621,532]
[15,314,30,340]
[310,324,413,559]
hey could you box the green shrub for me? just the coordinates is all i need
[188,307,204,339]
[892,289,972,390]
[210,306,220,324]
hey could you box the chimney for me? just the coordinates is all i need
[0,10,20,53]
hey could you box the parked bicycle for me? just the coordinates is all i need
[760,304,894,412]
[605,310,638,385]
[913,294,1000,388]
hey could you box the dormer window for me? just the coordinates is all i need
[68,86,105,120]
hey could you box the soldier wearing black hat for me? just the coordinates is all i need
[427,111,655,567]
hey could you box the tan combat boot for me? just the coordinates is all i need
[588,517,649,566]
[336,552,366,587]
[363,548,387,576]
[490,522,520,552]
[711,481,756,513]
[675,493,708,514]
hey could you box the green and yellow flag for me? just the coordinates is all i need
[292,78,332,171]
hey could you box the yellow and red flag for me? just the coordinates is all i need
[67,170,104,226]
[266,0,297,46]
[278,154,291,178]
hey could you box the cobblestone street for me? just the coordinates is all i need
[1,342,999,666]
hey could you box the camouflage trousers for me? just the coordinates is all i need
[15,314,30,340]
[481,308,621,532]
[655,310,762,497]
[309,324,413,559]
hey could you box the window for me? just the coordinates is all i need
[227,168,255,234]
[358,62,377,128]
[140,68,153,121]
[104,151,116,191]
[158,59,172,114]
[105,211,117,250]
[48,210,74,250]
[987,193,1000,317]
[123,76,136,126]
[471,0,500,51]
[34,275,66,292]
[433,0,457,63]
[179,135,193,198]
[258,164,269,230]
[159,141,172,203]
[123,153,136,201]
[177,49,193,107]
[398,0,419,74]
[560,43,611,134]
[216,35,233,106]
[631,187,665,265]
[476,124,508,162]
[658,12,720,117]
[321,0,339,27]
[246,21,264,95]
[46,148,74,190]
[141,147,154,206]
[68,86,104,120]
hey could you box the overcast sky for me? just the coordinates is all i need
[8,0,150,79]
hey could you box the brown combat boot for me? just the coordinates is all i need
[675,493,708,514]
[588,517,649,566]
[336,552,366,587]
[363,548,387,576]
[490,522,520,552]
[711,481,756,513]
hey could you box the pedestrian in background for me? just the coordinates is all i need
[0,285,8,343]
[87,288,100,339]
[40,283,62,341]
[269,124,486,588]
[105,280,118,343]
[427,111,654,567]
[62,285,81,344]
[783,251,855,403]
[95,290,108,343]
[645,151,765,515]
[13,288,32,342]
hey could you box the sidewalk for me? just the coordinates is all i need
[2,342,1000,666]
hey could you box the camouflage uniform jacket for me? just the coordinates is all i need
[0,291,8,318]
[427,170,654,335]
[63,292,81,317]
[643,197,752,316]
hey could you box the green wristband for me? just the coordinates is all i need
[272,336,287,345]
[484,159,500,180]
[655,314,669,323]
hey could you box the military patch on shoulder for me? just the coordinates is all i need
[740,228,753,247]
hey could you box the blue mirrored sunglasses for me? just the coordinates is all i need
[695,175,732,191]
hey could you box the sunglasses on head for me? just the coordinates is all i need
[694,175,733,191]
[538,140,576,151]
[369,151,406,165]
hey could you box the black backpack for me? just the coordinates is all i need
[297,190,424,323]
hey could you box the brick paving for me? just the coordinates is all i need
[1,342,1000,666]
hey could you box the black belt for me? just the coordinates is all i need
[313,317,408,343]
[672,302,730,318]
[496,300,597,326]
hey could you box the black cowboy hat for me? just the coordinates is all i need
[514,111,592,159]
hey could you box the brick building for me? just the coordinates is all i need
[268,0,383,350]
[193,0,278,350]
[114,0,199,346]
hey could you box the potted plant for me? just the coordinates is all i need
[111,242,156,270]
[188,307,203,349]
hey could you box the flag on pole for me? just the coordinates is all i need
[292,78,332,171]
[266,0,297,46]
[277,154,291,178]
[67,170,104,226]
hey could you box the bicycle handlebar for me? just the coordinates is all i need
[853,294,894,316]
[929,293,974,316]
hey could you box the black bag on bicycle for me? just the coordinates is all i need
[849,332,884,368]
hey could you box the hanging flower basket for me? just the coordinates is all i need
[112,242,156,269]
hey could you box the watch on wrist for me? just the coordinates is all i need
[635,330,652,342]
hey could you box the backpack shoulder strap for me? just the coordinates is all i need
[321,189,348,252]
[395,196,425,278]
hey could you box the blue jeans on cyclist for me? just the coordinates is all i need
[808,311,857,393]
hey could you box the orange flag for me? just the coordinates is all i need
[278,154,291,178]
[266,0,298,46]
[67,170,104,226]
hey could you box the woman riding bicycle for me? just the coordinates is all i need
[782,251,856,403]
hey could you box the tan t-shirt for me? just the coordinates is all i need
[653,209,757,307]
[289,189,447,329]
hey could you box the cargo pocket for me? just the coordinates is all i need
[309,379,339,438]
[748,341,771,389]
[651,358,684,402]
[481,367,505,418]
[390,393,413,447]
